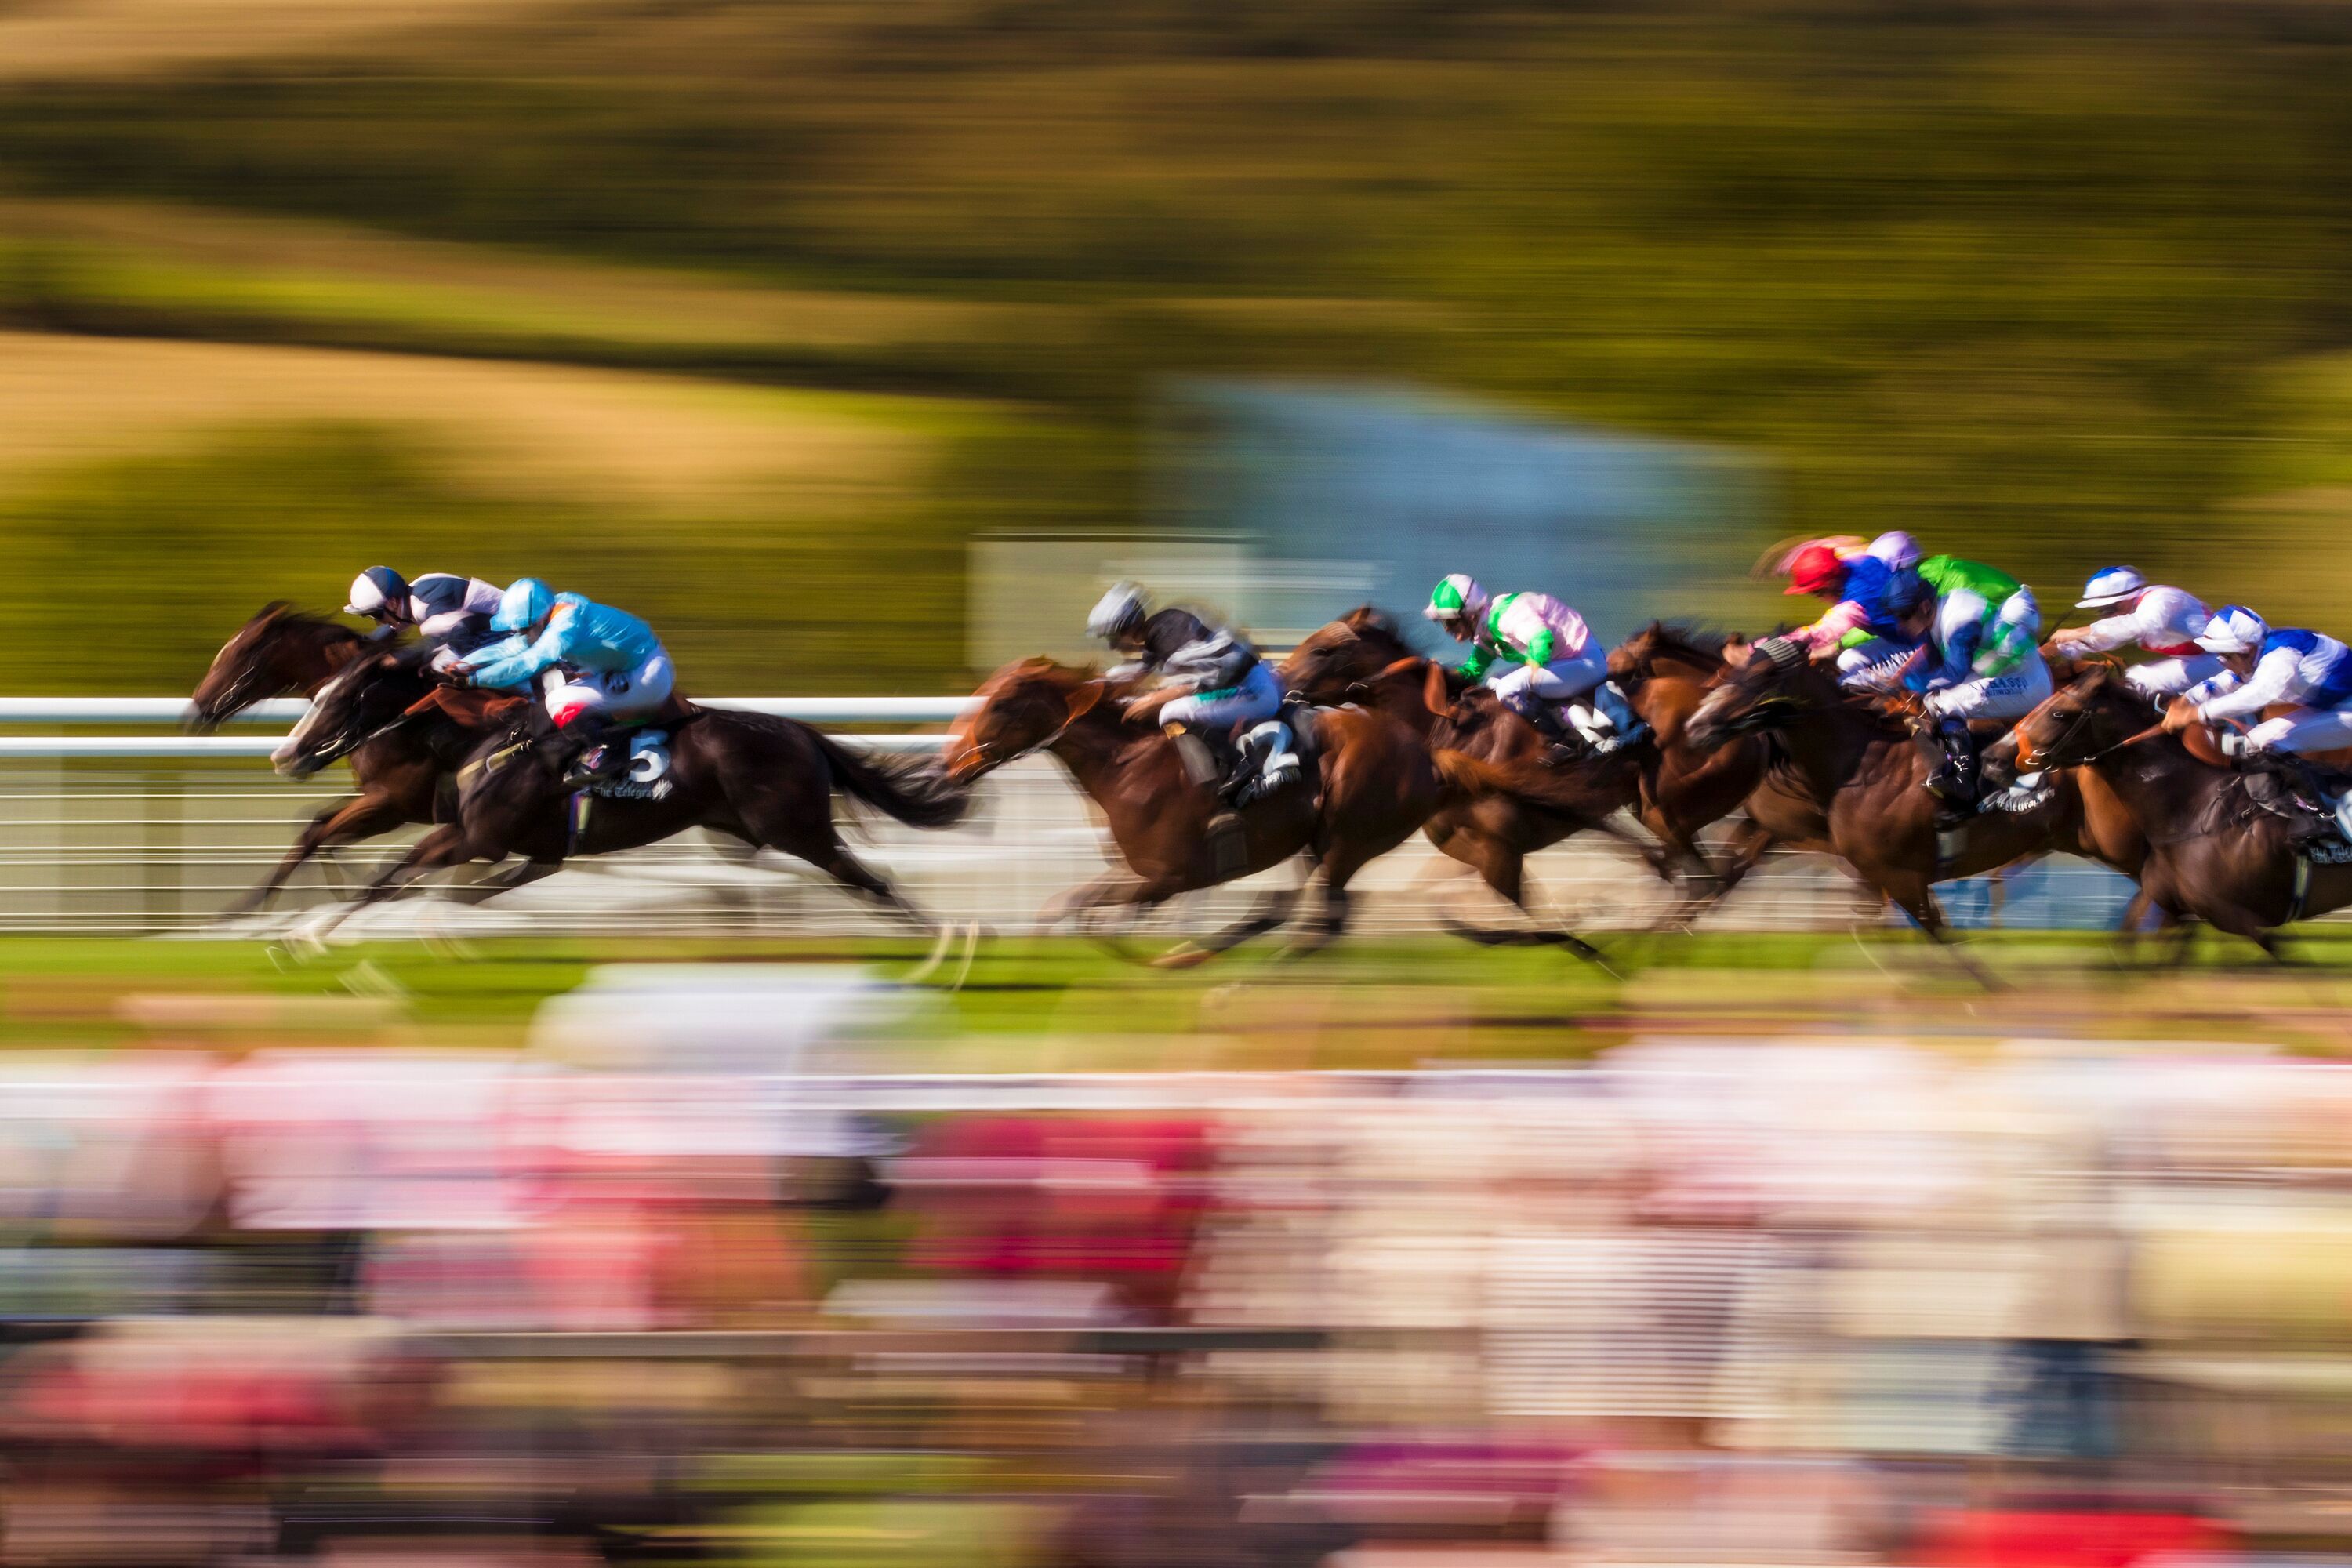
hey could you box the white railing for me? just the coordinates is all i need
[0,695,968,757]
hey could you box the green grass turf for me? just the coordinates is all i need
[2,930,2350,1061]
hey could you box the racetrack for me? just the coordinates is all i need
[12,931,2352,1062]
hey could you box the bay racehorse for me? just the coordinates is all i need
[942,657,1444,965]
[1987,665,2344,958]
[191,605,456,912]
[1277,612,1660,942]
[279,651,970,935]
[1686,639,2147,977]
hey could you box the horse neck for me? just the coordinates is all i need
[1043,706,1135,797]
[295,633,365,695]
[2091,728,2219,826]
[1766,699,1886,803]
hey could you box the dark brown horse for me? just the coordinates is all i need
[1686,641,2145,973]
[1277,612,1666,942]
[191,605,453,912]
[280,650,970,936]
[942,657,1448,964]
[1988,666,2338,958]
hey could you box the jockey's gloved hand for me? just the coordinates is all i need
[445,663,476,687]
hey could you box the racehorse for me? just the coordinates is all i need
[942,657,1445,965]
[1276,612,1661,944]
[279,650,970,935]
[190,604,451,911]
[1686,640,2144,977]
[1987,665,2344,958]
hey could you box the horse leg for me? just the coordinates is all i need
[304,826,481,942]
[439,857,564,907]
[1153,881,1305,970]
[228,793,406,915]
[1878,868,2004,991]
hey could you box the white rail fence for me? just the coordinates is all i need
[0,697,2138,935]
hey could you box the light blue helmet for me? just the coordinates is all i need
[491,578,555,633]
[2077,565,2147,611]
[2195,604,2268,655]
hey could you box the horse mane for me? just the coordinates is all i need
[259,601,364,642]
[1338,604,1404,641]
[1616,620,1731,677]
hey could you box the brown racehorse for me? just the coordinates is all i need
[191,604,453,912]
[1686,641,2147,977]
[281,649,971,937]
[1989,666,2345,959]
[1278,612,1664,943]
[942,657,1449,965]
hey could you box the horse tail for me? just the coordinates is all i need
[808,728,971,830]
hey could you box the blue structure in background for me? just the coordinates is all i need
[1158,379,1758,649]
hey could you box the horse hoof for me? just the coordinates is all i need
[1152,942,1213,971]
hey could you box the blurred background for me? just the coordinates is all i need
[4,0,2352,688]
[5,3,2352,1563]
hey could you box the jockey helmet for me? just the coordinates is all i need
[1087,582,1148,643]
[2194,604,2267,655]
[345,566,411,621]
[1784,543,1846,597]
[2077,565,2147,611]
[1424,574,1489,631]
[492,577,556,634]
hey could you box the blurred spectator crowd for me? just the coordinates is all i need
[0,994,2348,1566]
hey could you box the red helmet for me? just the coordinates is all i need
[1784,543,1846,597]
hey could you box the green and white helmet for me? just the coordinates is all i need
[1424,574,1490,629]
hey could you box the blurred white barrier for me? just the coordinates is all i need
[0,694,2145,933]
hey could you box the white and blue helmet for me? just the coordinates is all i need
[491,577,556,634]
[1087,582,1148,642]
[2076,565,2147,611]
[345,565,411,620]
[2194,604,2268,655]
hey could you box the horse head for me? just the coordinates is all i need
[1277,606,1419,703]
[1685,636,1828,751]
[189,602,365,733]
[270,651,430,779]
[1991,664,2179,779]
[944,657,1112,784]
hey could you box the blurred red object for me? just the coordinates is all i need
[1915,1509,2233,1568]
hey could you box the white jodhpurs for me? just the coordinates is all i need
[2125,654,2225,701]
[1160,661,1281,731]
[546,649,676,728]
[1924,655,2056,723]
[2243,702,2352,755]
[1488,649,1607,714]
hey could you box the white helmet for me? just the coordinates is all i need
[1087,582,1148,642]
[1424,573,1490,629]
[2077,565,2147,611]
[345,565,411,621]
[2194,604,2268,655]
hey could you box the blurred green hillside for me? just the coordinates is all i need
[3,0,2352,689]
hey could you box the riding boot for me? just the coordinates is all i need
[558,717,630,789]
[1588,681,1650,753]
[1523,702,1582,764]
[1218,725,1274,804]
[1228,721,1300,808]
[1926,718,1980,822]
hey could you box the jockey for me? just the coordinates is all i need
[1086,582,1298,808]
[1894,554,2051,815]
[2046,566,2218,702]
[1424,574,1641,753]
[449,579,676,789]
[2168,606,2352,760]
[1780,532,1926,686]
[345,566,506,670]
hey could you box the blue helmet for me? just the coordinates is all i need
[491,578,555,633]
[2194,604,2267,655]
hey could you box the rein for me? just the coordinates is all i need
[2020,708,2163,772]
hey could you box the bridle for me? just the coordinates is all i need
[946,681,1102,779]
[2018,696,2161,771]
